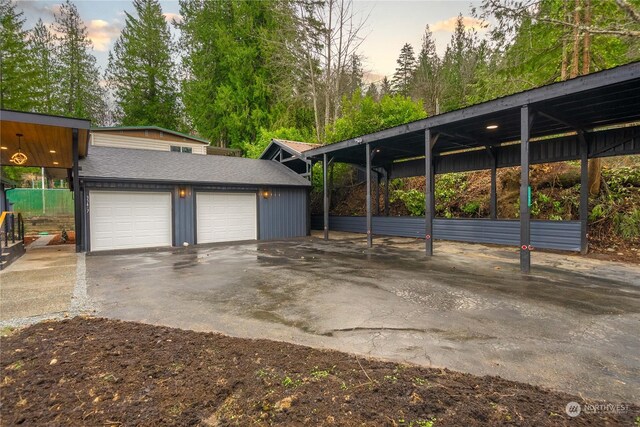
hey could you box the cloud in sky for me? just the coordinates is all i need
[86,19,121,52]
[431,16,488,33]
[19,1,60,18]
[163,12,183,24]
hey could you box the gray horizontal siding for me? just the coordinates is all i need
[311,216,583,251]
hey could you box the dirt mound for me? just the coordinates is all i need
[2,318,637,426]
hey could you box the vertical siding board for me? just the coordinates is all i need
[259,187,308,240]
[311,216,581,251]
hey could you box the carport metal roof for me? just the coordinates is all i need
[304,61,640,166]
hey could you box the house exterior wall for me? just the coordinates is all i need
[258,187,309,240]
[80,180,308,252]
[91,133,208,155]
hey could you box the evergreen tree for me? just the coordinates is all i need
[0,0,32,110]
[391,43,416,96]
[30,19,61,115]
[411,25,441,115]
[365,82,379,101]
[106,0,181,130]
[380,76,392,97]
[55,0,106,123]
[343,54,364,97]
[440,14,484,112]
[179,0,307,149]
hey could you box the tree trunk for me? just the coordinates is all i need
[588,158,602,194]
[324,0,333,140]
[583,0,601,195]
[583,0,591,75]
[570,0,581,79]
[560,1,569,81]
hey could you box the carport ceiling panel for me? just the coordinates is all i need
[1,121,76,168]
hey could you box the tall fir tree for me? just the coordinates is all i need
[365,82,379,101]
[0,0,33,110]
[55,0,106,124]
[391,43,416,96]
[379,76,392,97]
[411,25,441,115]
[440,14,484,112]
[106,0,181,130]
[179,0,310,148]
[30,19,61,115]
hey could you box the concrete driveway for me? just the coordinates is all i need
[86,234,640,403]
[1,245,77,322]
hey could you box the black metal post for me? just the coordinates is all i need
[490,152,497,219]
[4,215,8,247]
[384,168,390,216]
[366,143,372,248]
[72,128,81,252]
[10,213,15,243]
[375,172,380,216]
[425,129,434,256]
[323,154,329,240]
[579,133,589,255]
[520,106,531,273]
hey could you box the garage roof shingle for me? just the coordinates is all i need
[79,146,311,187]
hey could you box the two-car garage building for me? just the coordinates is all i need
[78,146,310,252]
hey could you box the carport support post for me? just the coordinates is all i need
[425,128,433,256]
[323,153,329,240]
[72,128,81,253]
[366,143,372,248]
[490,150,497,219]
[520,106,531,273]
[384,168,390,216]
[579,133,589,254]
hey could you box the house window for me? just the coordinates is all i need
[170,146,192,153]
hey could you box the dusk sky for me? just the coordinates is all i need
[18,0,486,80]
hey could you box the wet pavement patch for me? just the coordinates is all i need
[86,238,640,403]
[2,317,638,426]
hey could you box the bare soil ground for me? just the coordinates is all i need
[1,318,637,426]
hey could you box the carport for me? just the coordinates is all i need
[304,62,640,272]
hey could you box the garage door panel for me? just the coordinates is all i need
[90,191,172,251]
[197,192,257,244]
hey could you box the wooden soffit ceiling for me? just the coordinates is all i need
[1,110,90,169]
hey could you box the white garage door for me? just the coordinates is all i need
[90,191,172,251]
[196,192,257,244]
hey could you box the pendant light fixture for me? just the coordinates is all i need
[10,133,28,165]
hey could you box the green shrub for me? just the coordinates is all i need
[435,173,467,203]
[391,189,425,216]
[614,209,640,239]
[589,204,608,221]
[461,201,480,215]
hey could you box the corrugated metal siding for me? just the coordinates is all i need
[390,126,640,178]
[259,187,308,240]
[92,133,208,154]
[311,216,583,251]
